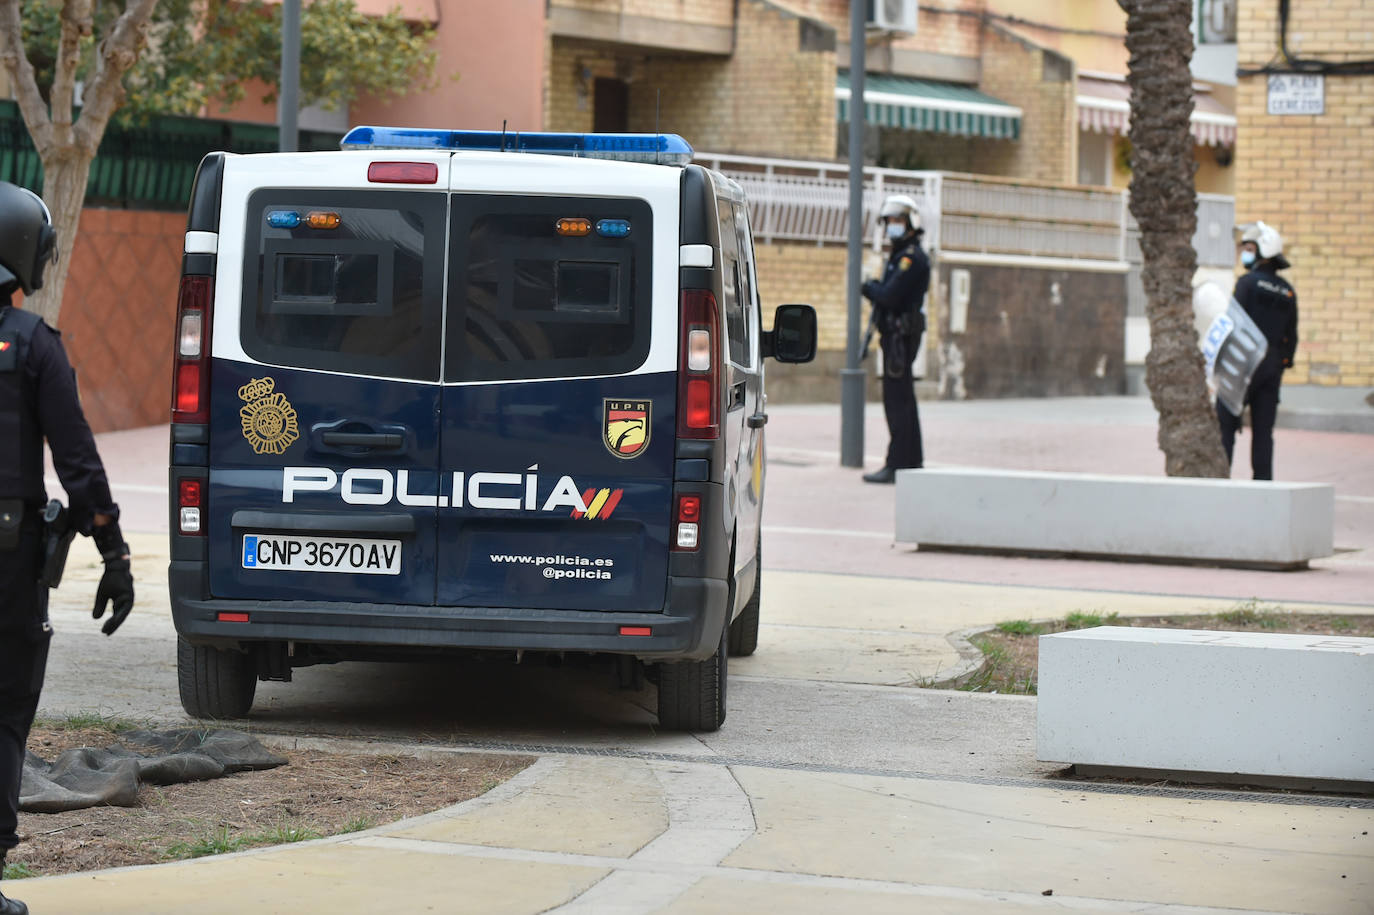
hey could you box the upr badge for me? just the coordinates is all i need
[239,376,300,455]
[603,399,651,459]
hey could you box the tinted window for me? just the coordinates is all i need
[446,195,652,382]
[240,190,445,380]
[732,201,758,367]
[717,196,746,365]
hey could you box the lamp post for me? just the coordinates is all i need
[279,0,301,152]
[840,0,867,468]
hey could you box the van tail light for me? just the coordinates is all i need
[673,493,702,551]
[678,289,719,440]
[178,477,205,536]
[171,275,213,425]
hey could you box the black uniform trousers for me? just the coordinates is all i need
[1217,361,1282,481]
[881,327,924,470]
[0,519,50,854]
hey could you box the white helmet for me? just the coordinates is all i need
[1241,221,1283,259]
[879,194,921,229]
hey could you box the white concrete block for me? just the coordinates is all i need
[895,468,1334,566]
[1037,627,1374,782]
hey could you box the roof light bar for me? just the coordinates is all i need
[340,127,694,166]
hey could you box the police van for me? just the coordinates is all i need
[168,127,816,731]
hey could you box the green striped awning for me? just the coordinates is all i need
[836,71,1021,140]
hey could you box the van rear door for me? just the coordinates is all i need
[436,192,674,612]
[207,185,448,606]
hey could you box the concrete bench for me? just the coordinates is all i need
[895,468,1334,569]
[1036,627,1374,785]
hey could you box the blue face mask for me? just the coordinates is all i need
[1240,250,1257,268]
[886,222,906,241]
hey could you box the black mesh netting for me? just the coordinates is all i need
[20,729,288,813]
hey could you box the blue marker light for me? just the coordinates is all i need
[340,127,694,166]
[596,219,631,238]
[267,210,301,229]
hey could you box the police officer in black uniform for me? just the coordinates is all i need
[860,194,929,484]
[0,181,135,915]
[1218,221,1298,481]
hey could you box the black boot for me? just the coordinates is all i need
[862,466,896,484]
[0,854,29,915]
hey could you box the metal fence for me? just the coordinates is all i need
[0,101,342,210]
[696,150,1235,272]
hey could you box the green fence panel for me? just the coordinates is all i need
[0,100,342,211]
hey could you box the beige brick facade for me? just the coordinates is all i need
[772,0,985,60]
[547,0,837,160]
[1236,0,1374,387]
[969,23,1076,185]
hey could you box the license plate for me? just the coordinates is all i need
[242,534,401,575]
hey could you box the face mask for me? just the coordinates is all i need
[1240,250,1256,268]
[886,222,906,241]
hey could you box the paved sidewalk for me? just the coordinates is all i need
[16,398,1374,914]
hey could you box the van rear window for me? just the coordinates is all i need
[241,190,445,380]
[446,195,652,382]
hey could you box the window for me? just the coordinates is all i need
[732,201,759,367]
[241,190,445,380]
[446,195,652,382]
[717,196,747,366]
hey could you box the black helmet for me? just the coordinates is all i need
[0,181,58,295]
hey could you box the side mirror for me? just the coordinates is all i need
[761,304,817,364]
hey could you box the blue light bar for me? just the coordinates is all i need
[340,127,694,166]
[267,210,301,228]
[596,219,631,238]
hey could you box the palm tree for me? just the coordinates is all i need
[1120,0,1229,477]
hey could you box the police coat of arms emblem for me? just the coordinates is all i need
[603,399,651,459]
[239,376,300,455]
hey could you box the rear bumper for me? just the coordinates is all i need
[169,561,728,661]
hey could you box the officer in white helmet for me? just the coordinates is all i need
[859,194,929,483]
[1219,220,1298,480]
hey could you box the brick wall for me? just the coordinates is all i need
[969,23,1076,184]
[778,0,985,60]
[551,0,735,28]
[56,209,183,433]
[1236,0,1374,387]
[547,0,837,159]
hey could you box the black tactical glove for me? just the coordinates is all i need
[861,279,879,300]
[92,520,134,636]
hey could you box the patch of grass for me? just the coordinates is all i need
[959,636,1036,694]
[1064,611,1120,630]
[253,825,322,845]
[1330,617,1354,632]
[1216,598,1288,628]
[995,619,1043,636]
[161,828,250,860]
[339,816,376,834]
[3,860,37,880]
[36,712,141,734]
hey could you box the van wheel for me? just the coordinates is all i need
[728,534,762,657]
[177,636,256,719]
[656,620,728,732]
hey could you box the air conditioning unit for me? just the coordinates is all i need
[867,0,918,36]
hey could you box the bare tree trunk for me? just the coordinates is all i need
[0,0,159,326]
[1120,0,1229,478]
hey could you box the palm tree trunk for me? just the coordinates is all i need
[1121,0,1230,478]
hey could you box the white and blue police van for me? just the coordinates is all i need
[168,127,816,731]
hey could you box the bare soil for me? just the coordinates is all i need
[951,609,1374,696]
[7,726,532,880]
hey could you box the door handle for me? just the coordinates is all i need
[320,432,404,450]
[747,412,768,429]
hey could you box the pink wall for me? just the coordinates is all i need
[350,0,546,133]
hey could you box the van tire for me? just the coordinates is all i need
[177,636,256,719]
[656,621,728,732]
[728,535,761,657]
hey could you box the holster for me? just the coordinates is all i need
[40,499,76,589]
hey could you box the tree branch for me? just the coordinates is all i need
[73,0,158,154]
[0,0,54,149]
[50,0,94,137]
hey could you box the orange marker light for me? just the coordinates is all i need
[306,211,342,229]
[556,217,591,236]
